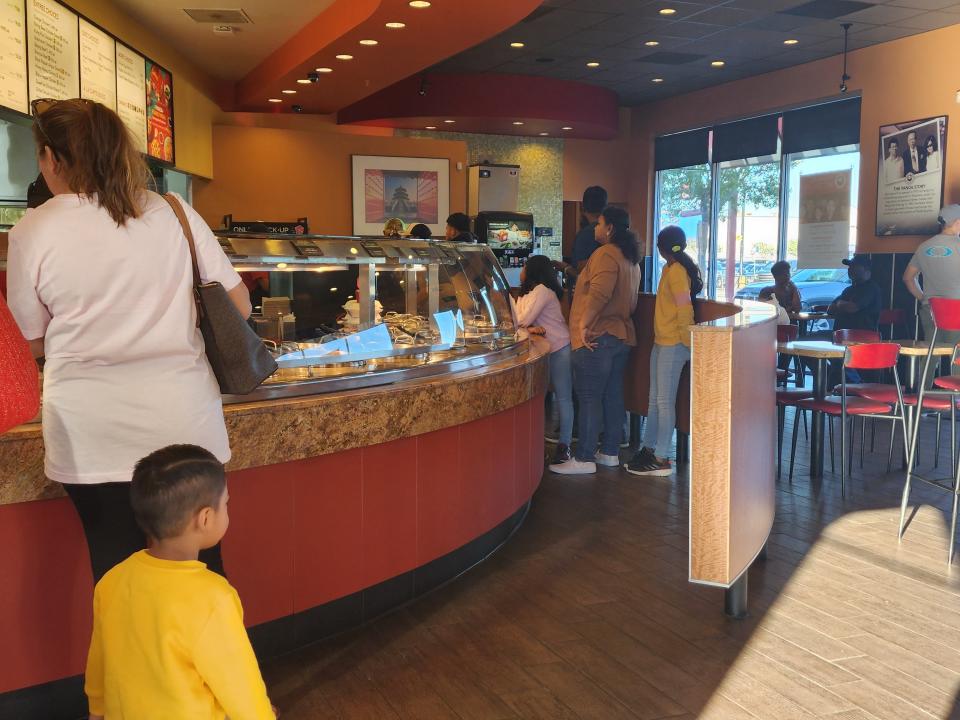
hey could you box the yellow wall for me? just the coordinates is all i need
[65,0,221,178]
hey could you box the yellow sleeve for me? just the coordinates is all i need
[669,267,695,345]
[84,587,105,716]
[192,589,276,720]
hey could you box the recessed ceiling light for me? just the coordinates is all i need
[562,126,573,131]
[268,98,282,103]
[652,77,664,83]
[443,119,456,124]
[282,89,296,94]
[409,0,431,7]
[783,39,799,45]
[510,42,525,48]
[586,61,600,68]
[711,60,725,67]
[336,54,354,60]
[645,40,659,47]
[315,67,333,73]
[539,132,549,136]
[385,22,405,29]
[296,78,311,84]
[512,121,524,126]
[359,39,378,46]
[659,7,676,15]
[425,125,437,129]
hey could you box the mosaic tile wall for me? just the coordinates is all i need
[400,130,564,260]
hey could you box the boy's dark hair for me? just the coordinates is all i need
[771,260,791,278]
[131,445,226,540]
[446,212,471,233]
[409,223,432,239]
[582,186,608,215]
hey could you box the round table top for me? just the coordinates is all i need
[790,311,829,321]
[895,340,956,357]
[778,339,955,359]
[777,340,845,358]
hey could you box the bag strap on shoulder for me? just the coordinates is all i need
[162,193,203,326]
[161,193,202,288]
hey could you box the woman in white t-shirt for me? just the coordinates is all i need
[7,99,251,581]
[513,255,573,465]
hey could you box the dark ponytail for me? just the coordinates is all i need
[600,206,640,265]
[657,226,703,298]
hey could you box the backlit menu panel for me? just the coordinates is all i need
[79,17,116,109]
[0,0,28,113]
[26,0,79,102]
[116,42,146,154]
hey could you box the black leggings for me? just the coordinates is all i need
[64,482,225,583]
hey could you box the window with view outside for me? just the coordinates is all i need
[715,158,781,301]
[655,164,711,290]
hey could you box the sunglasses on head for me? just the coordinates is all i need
[30,98,94,157]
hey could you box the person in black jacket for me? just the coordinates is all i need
[902,130,927,176]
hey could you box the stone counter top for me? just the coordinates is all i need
[1,338,549,505]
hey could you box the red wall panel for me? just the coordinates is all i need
[416,425,462,564]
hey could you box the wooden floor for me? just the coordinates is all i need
[263,412,960,719]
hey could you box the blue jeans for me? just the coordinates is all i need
[642,343,690,459]
[549,345,574,446]
[572,335,631,461]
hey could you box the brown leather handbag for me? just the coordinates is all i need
[163,193,277,395]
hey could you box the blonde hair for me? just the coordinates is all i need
[33,99,150,225]
[383,217,405,237]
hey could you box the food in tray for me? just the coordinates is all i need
[340,299,383,327]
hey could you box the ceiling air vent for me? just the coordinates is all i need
[182,8,253,24]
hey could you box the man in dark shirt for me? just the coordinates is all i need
[571,186,608,271]
[829,255,882,331]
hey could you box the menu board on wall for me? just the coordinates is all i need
[79,17,116,110]
[145,60,173,163]
[26,0,79,102]
[0,0,29,114]
[116,42,147,154]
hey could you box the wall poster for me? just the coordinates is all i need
[877,115,947,236]
[145,59,173,163]
[797,169,852,269]
[351,155,450,236]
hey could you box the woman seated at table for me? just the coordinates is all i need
[766,261,801,315]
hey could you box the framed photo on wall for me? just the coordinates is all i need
[351,155,450,236]
[876,115,947,236]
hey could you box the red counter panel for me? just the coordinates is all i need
[0,395,545,696]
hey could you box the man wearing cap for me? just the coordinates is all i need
[829,255,882,333]
[904,204,960,345]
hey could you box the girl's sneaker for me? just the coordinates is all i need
[551,443,571,465]
[625,448,672,477]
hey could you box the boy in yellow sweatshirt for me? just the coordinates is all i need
[85,444,276,720]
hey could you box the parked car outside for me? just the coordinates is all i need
[735,267,851,332]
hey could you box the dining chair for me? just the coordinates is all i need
[777,324,800,387]
[900,297,960,563]
[793,343,906,498]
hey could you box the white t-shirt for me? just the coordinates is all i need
[7,191,242,484]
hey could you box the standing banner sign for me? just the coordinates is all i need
[797,170,852,269]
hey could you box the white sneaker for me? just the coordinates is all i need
[549,458,597,475]
[596,453,621,468]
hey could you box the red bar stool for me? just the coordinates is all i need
[899,297,960,562]
[793,343,906,498]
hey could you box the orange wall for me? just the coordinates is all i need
[563,108,633,205]
[629,23,960,255]
[192,117,468,233]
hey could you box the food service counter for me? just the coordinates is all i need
[0,336,549,718]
